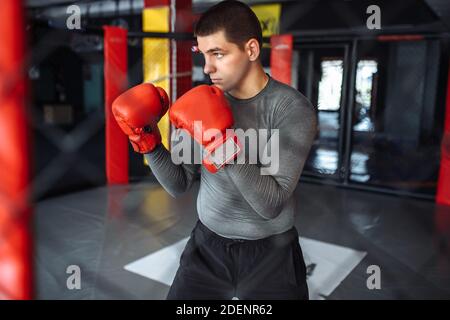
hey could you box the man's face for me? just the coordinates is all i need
[196,30,251,92]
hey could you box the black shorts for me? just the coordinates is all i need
[166,220,309,300]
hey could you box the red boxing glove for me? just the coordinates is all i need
[169,85,241,173]
[112,83,169,153]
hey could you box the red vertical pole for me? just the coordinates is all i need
[0,0,33,299]
[104,26,129,184]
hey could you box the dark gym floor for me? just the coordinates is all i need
[34,180,450,300]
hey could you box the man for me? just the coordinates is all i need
[113,0,317,299]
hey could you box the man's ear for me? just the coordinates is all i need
[246,38,260,61]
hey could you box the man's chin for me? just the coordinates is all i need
[213,83,232,92]
[212,83,224,90]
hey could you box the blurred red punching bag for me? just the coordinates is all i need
[270,34,293,86]
[437,63,450,206]
[0,0,33,299]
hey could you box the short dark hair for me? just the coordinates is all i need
[194,0,263,50]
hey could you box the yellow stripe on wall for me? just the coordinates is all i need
[143,6,171,157]
[251,4,281,48]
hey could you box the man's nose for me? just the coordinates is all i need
[203,59,216,75]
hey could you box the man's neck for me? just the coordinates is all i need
[228,65,269,100]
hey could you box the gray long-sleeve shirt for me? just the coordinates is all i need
[145,76,317,240]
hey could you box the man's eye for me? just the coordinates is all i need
[214,53,224,58]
